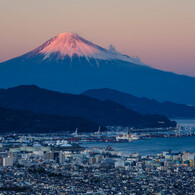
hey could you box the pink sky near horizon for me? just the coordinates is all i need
[0,0,195,76]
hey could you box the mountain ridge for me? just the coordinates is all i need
[0,106,105,133]
[0,85,176,128]
[82,88,195,118]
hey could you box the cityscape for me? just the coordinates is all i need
[0,132,195,194]
[0,0,195,194]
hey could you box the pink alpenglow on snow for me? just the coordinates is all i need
[38,32,144,65]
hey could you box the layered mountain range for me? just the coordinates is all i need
[83,88,195,118]
[0,32,195,105]
[0,85,176,129]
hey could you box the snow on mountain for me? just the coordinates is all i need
[3,32,195,106]
[27,32,145,65]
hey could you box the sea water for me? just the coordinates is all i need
[82,119,195,155]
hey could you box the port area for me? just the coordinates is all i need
[23,126,194,144]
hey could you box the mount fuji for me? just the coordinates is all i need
[0,32,195,105]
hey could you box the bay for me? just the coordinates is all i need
[81,119,195,155]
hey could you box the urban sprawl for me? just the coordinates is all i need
[0,134,195,194]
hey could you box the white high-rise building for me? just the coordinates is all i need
[2,156,14,167]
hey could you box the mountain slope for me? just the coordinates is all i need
[0,32,195,105]
[82,88,195,118]
[0,85,175,128]
[35,32,143,64]
[0,107,105,133]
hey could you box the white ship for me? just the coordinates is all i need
[116,130,140,142]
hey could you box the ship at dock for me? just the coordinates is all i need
[116,130,140,142]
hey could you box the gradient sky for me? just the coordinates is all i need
[0,0,195,76]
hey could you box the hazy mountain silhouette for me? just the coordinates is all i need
[0,85,176,128]
[83,88,195,118]
[0,106,105,133]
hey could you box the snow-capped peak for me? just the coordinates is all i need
[39,32,101,59]
[30,32,145,65]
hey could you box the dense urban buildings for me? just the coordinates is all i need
[0,134,194,194]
